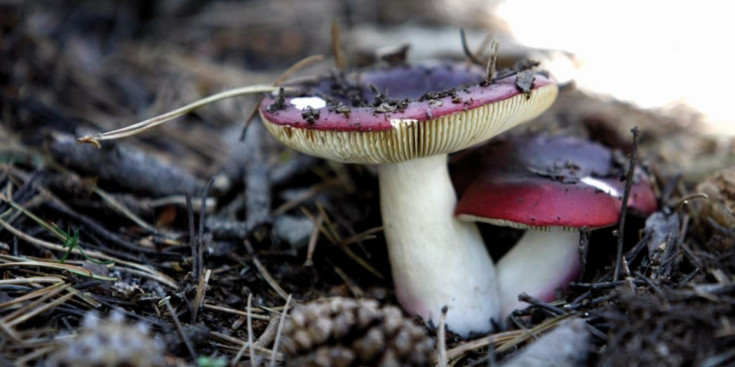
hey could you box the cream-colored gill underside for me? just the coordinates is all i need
[261,84,558,164]
[456,214,606,231]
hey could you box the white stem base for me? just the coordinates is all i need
[496,229,581,316]
[379,154,499,337]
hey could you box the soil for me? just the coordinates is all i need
[1,2,734,367]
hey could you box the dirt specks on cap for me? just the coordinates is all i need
[301,106,320,124]
[515,70,536,99]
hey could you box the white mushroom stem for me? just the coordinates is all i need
[496,228,581,316]
[378,154,500,337]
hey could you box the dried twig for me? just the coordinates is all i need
[437,306,448,367]
[6,291,74,327]
[319,204,377,270]
[459,29,485,66]
[246,241,290,301]
[0,282,67,310]
[304,212,324,266]
[578,227,590,280]
[270,294,292,367]
[202,304,270,321]
[1,284,69,323]
[254,317,280,349]
[211,332,281,360]
[0,259,115,281]
[495,314,571,354]
[331,20,346,71]
[197,175,217,281]
[192,269,212,322]
[249,293,258,367]
[273,180,340,216]
[78,85,279,147]
[93,187,163,236]
[232,294,259,367]
[484,41,499,84]
[445,329,522,361]
[614,127,640,281]
[518,293,567,316]
[186,194,197,280]
[333,266,364,298]
[159,288,197,361]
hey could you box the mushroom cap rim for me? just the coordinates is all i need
[259,63,555,132]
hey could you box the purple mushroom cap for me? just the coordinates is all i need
[455,135,657,228]
[261,62,555,132]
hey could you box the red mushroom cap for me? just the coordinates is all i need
[454,135,657,229]
[260,62,555,132]
[258,62,558,164]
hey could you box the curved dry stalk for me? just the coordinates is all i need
[77,85,280,147]
[459,29,485,66]
[270,294,292,367]
[331,20,345,71]
[0,260,116,281]
[272,55,325,86]
[437,306,448,367]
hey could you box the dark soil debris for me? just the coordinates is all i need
[514,70,536,98]
[301,106,321,124]
[267,87,288,112]
[600,287,735,367]
[0,2,731,367]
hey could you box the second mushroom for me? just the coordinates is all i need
[454,135,657,316]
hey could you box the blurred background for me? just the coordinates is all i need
[2,2,735,366]
[5,0,732,134]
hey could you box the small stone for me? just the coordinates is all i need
[274,215,315,249]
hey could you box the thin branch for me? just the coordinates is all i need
[484,41,499,84]
[304,212,323,266]
[93,187,163,236]
[614,127,640,281]
[186,194,197,281]
[159,288,197,361]
[331,19,346,71]
[437,306,448,367]
[197,175,217,281]
[459,29,485,66]
[78,85,279,147]
[246,241,290,301]
[192,269,212,323]
[202,304,270,321]
[248,293,257,367]
[270,294,292,367]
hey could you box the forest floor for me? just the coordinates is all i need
[1,2,734,366]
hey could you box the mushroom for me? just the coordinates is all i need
[259,62,558,337]
[454,135,657,316]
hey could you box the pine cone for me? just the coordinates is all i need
[281,297,434,367]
